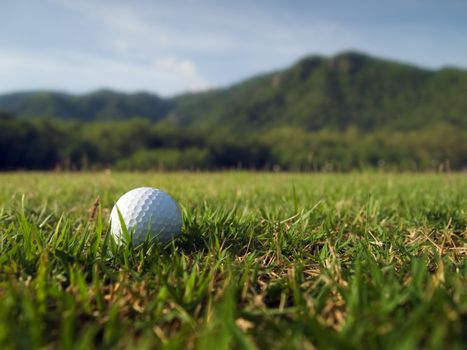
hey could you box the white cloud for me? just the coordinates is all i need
[153,58,195,78]
[113,38,131,53]
[0,50,211,96]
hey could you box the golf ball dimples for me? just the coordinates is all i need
[110,187,182,245]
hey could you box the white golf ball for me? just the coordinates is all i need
[110,187,182,245]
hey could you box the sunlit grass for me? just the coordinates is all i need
[0,172,465,349]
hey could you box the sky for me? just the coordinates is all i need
[0,0,466,96]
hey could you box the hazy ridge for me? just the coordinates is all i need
[1,51,466,131]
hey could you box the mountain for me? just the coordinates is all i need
[1,52,466,131]
[168,52,467,131]
[0,90,172,122]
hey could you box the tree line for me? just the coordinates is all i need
[0,117,465,171]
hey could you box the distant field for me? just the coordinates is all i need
[0,172,465,349]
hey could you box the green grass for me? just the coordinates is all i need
[0,172,465,349]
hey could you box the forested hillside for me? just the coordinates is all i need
[168,52,467,131]
[2,52,466,131]
[0,52,466,170]
[0,90,171,121]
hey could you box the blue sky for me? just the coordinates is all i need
[1,0,466,96]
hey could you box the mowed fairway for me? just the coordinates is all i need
[0,172,465,349]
